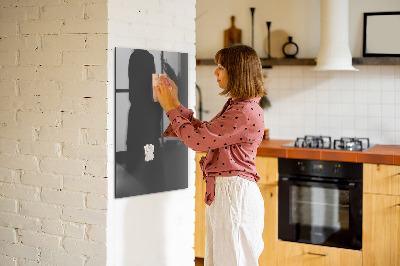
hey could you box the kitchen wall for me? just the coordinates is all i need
[0,1,108,265]
[107,0,196,266]
[196,0,400,145]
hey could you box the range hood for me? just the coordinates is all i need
[314,0,358,71]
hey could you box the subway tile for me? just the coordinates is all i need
[304,102,316,115]
[341,117,355,129]
[291,77,304,90]
[328,75,341,90]
[355,116,368,130]
[381,65,395,77]
[316,70,328,79]
[382,104,395,118]
[341,128,355,137]
[291,67,303,78]
[341,104,355,116]
[316,89,329,103]
[367,91,381,104]
[382,90,395,104]
[367,77,381,91]
[367,104,382,117]
[303,67,316,78]
[395,118,400,131]
[328,88,341,103]
[354,90,367,104]
[381,131,396,144]
[355,104,368,116]
[329,116,342,129]
[279,78,291,89]
[368,117,382,131]
[367,129,382,143]
[394,65,400,78]
[341,89,354,103]
[382,117,396,131]
[367,65,381,76]
[382,78,395,91]
[396,131,400,144]
[304,88,316,103]
[328,103,341,116]
[316,103,329,115]
[316,116,330,128]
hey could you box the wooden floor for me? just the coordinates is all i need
[195,257,204,266]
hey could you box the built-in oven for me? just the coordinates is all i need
[278,158,363,250]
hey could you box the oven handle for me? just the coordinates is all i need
[280,177,357,189]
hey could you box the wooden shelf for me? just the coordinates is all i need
[196,57,400,67]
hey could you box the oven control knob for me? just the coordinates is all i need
[298,161,305,171]
[334,164,341,174]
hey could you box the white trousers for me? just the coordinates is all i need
[205,176,265,266]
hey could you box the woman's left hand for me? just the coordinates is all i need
[153,78,175,113]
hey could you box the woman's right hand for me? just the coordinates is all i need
[160,76,179,107]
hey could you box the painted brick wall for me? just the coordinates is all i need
[0,1,108,265]
[107,0,197,265]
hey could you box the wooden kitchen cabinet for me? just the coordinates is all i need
[255,156,278,186]
[363,163,400,266]
[364,163,400,196]
[194,154,279,263]
[276,241,362,266]
[259,184,278,266]
[195,151,207,258]
[363,193,400,266]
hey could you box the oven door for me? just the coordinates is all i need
[278,176,362,250]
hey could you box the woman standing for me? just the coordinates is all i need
[154,44,267,266]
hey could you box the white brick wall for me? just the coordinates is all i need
[0,1,108,265]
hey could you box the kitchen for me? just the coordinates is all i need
[195,0,400,265]
[0,0,399,265]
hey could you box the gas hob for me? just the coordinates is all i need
[282,135,375,151]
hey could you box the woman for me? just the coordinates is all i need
[154,44,267,266]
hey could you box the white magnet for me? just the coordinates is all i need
[144,144,155,162]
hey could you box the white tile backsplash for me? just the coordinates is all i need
[196,65,400,144]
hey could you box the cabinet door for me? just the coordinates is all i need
[195,152,207,258]
[259,185,278,266]
[363,193,400,266]
[364,164,400,196]
[277,241,362,266]
[255,156,278,186]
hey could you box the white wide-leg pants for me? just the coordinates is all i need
[205,176,265,266]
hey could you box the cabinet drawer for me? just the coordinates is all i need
[277,241,362,266]
[364,164,400,196]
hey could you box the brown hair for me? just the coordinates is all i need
[214,44,267,99]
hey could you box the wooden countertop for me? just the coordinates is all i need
[255,139,400,165]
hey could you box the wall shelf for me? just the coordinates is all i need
[196,57,400,67]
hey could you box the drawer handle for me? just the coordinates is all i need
[307,252,328,256]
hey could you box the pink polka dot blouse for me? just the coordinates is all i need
[162,97,265,206]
